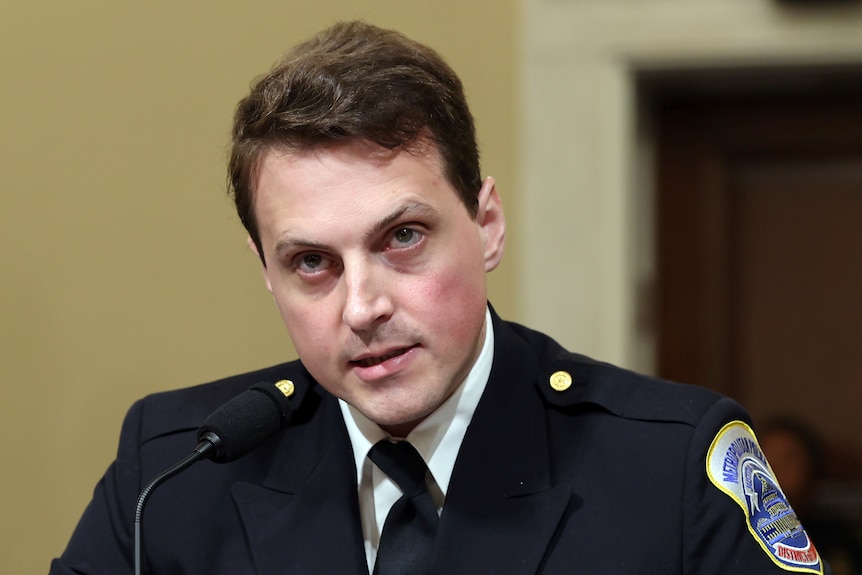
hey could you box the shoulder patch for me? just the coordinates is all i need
[707,421,823,574]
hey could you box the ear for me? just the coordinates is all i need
[475,177,506,272]
[246,236,273,293]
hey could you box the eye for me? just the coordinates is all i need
[388,227,423,249]
[293,252,333,274]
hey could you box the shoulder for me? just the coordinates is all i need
[499,317,734,428]
[131,360,312,444]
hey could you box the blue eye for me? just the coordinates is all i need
[391,227,422,248]
[302,254,323,268]
[394,228,415,244]
[294,253,331,273]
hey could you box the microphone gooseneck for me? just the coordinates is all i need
[133,443,210,575]
[134,380,295,575]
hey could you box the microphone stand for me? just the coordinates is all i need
[133,438,217,575]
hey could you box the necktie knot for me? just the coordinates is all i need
[368,439,429,497]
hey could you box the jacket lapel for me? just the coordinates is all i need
[231,392,368,575]
[435,315,572,574]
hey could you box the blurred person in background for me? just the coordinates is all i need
[761,416,862,575]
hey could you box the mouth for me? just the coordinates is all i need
[350,345,418,368]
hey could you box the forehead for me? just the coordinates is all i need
[254,140,454,203]
[258,136,444,180]
[251,139,461,244]
[255,138,448,198]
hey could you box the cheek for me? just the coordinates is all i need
[271,289,334,357]
[412,261,487,332]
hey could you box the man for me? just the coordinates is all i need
[51,21,827,574]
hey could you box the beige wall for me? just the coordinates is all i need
[1,2,517,571]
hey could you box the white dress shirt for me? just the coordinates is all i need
[339,308,495,573]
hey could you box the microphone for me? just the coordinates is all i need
[134,380,296,575]
[198,380,295,462]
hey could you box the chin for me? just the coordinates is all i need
[370,403,435,436]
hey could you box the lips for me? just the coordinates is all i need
[350,345,416,368]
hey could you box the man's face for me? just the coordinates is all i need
[252,140,505,436]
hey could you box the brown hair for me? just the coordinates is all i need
[228,21,481,260]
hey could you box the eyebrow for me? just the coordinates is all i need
[369,200,439,237]
[273,200,440,258]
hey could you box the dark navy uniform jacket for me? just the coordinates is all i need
[51,310,827,574]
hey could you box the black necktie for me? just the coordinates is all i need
[369,439,440,575]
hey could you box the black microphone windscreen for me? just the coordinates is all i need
[197,381,294,463]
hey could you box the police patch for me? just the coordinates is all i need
[707,421,823,574]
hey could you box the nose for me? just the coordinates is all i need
[341,260,393,333]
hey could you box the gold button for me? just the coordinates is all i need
[275,379,295,397]
[549,370,572,392]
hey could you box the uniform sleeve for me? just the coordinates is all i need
[682,396,830,575]
[49,400,144,575]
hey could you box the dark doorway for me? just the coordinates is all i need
[644,67,862,483]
